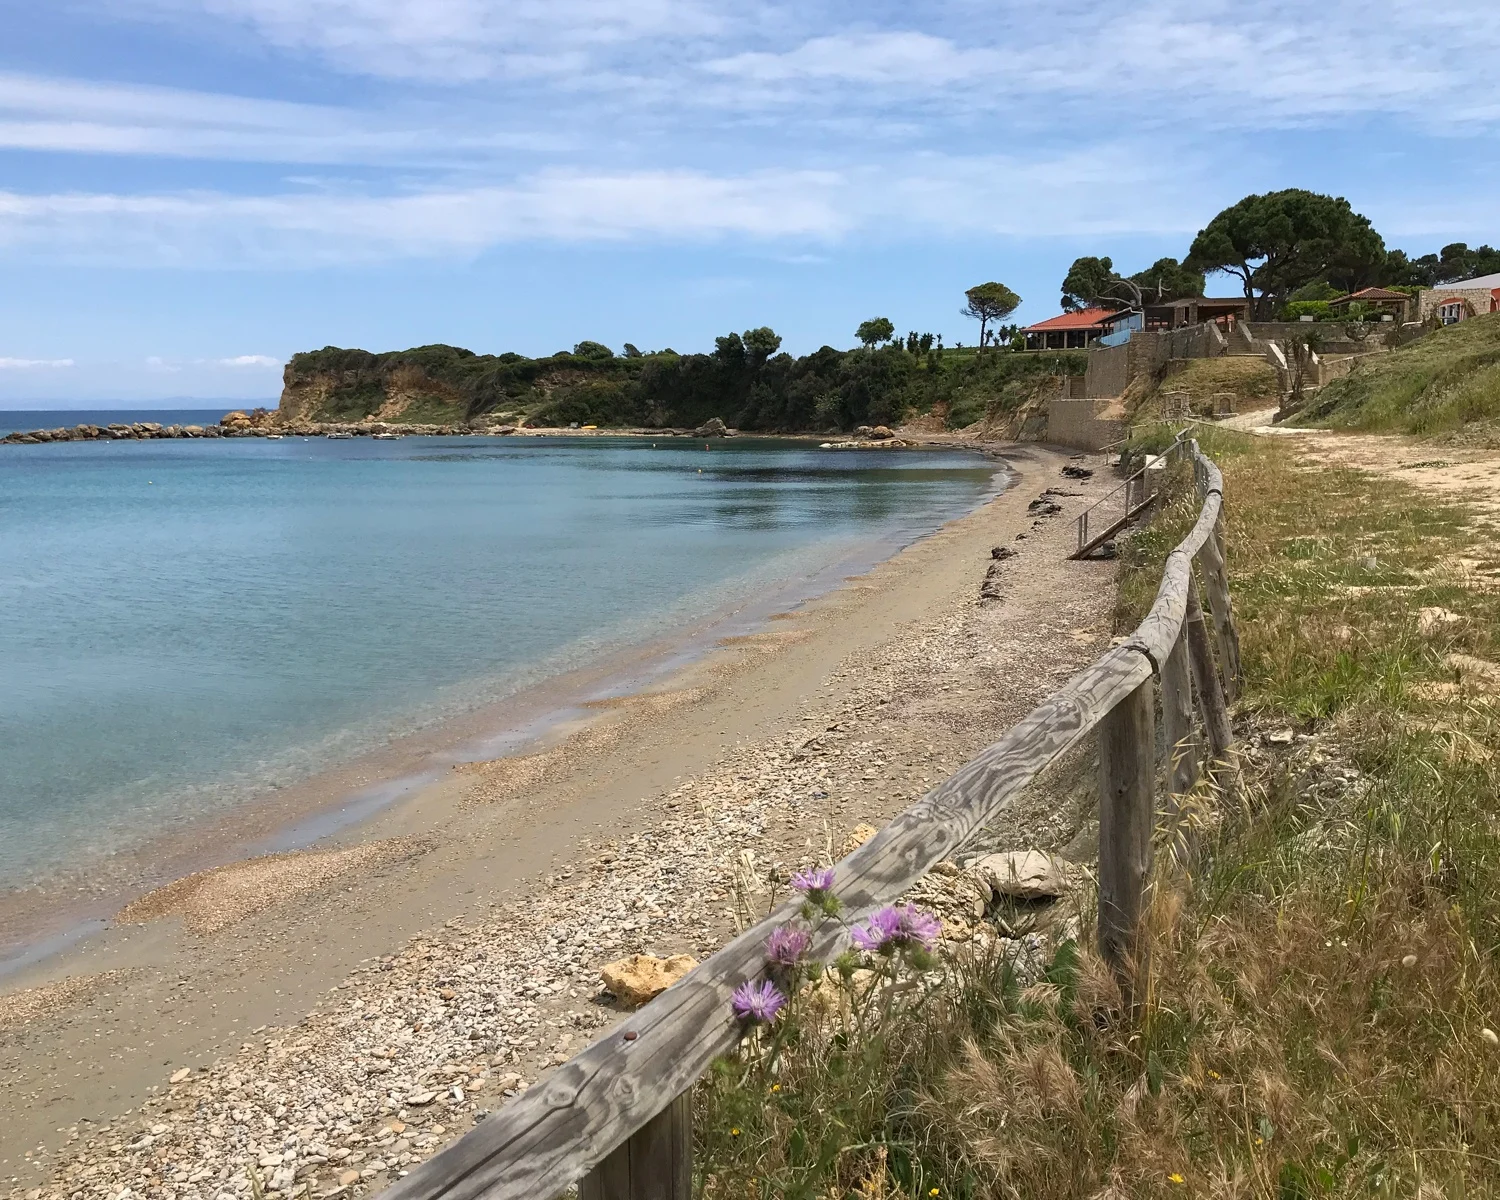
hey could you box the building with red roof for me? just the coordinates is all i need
[1328,287,1412,322]
[1022,307,1123,350]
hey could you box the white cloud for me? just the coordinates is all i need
[0,357,74,368]
[131,0,724,82]
[0,147,1214,266]
[701,2,1500,129]
[0,72,554,164]
[219,355,282,366]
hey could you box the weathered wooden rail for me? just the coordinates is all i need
[385,437,1240,1200]
[1071,449,1173,559]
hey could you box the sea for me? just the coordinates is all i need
[0,412,1004,927]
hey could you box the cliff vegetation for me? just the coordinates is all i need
[278,337,1085,434]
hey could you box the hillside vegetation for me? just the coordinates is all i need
[697,431,1500,1196]
[277,341,1085,433]
[1126,356,1280,421]
[1296,313,1500,442]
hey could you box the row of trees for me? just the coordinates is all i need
[1056,188,1499,320]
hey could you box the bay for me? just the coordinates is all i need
[0,433,1001,891]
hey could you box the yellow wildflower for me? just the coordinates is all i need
[1169,1173,1185,1185]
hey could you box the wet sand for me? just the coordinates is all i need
[0,441,1119,1193]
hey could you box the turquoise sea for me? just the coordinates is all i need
[0,423,1002,903]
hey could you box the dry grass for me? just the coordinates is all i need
[696,429,1500,1198]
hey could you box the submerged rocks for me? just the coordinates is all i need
[599,953,698,1006]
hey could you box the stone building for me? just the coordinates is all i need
[1418,273,1500,325]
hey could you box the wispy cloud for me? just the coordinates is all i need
[0,72,556,164]
[0,357,75,368]
[131,0,725,82]
[218,354,281,366]
[0,147,1216,266]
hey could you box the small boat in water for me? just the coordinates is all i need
[326,431,354,439]
[372,431,401,439]
[266,433,283,439]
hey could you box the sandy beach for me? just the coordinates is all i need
[0,440,1119,1196]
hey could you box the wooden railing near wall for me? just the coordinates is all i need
[384,437,1240,1200]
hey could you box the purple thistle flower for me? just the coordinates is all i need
[851,904,942,953]
[896,905,942,952]
[791,866,836,894]
[731,979,787,1023]
[766,924,812,966]
[851,906,903,952]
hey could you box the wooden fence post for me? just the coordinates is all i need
[1196,522,1241,701]
[1185,573,1233,762]
[1160,625,1199,810]
[1098,675,1155,1000]
[579,1091,692,1200]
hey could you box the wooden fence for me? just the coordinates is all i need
[385,436,1239,1200]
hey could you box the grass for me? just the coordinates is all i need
[695,429,1500,1198]
[1127,358,1280,422]
[1295,313,1500,442]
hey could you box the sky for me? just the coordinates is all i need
[1,0,1497,406]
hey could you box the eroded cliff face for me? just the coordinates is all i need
[278,360,473,426]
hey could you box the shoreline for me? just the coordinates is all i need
[0,439,1114,1193]
[0,444,1011,976]
[1,421,923,446]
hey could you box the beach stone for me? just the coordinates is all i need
[868,425,894,440]
[338,1171,359,1187]
[693,417,729,438]
[970,851,1075,902]
[1417,607,1462,637]
[598,953,698,1006]
[405,1090,437,1106]
[169,1067,191,1084]
[839,823,880,855]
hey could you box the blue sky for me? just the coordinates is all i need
[1,0,1497,406]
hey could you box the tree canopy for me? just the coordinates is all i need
[1060,256,1202,311]
[743,326,783,359]
[1128,257,1205,303]
[1185,189,1386,316]
[960,282,1021,350]
[856,317,896,348]
[1061,257,1121,311]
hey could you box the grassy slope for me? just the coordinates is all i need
[696,429,1500,1198]
[1127,357,1280,421]
[1296,313,1500,441]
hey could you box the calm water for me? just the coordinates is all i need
[0,432,1000,889]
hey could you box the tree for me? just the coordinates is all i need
[1185,189,1386,318]
[1128,257,1205,303]
[1061,257,1121,311]
[960,283,1021,351]
[714,332,746,365]
[742,327,782,363]
[572,340,614,359]
[856,317,895,349]
[622,343,643,358]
